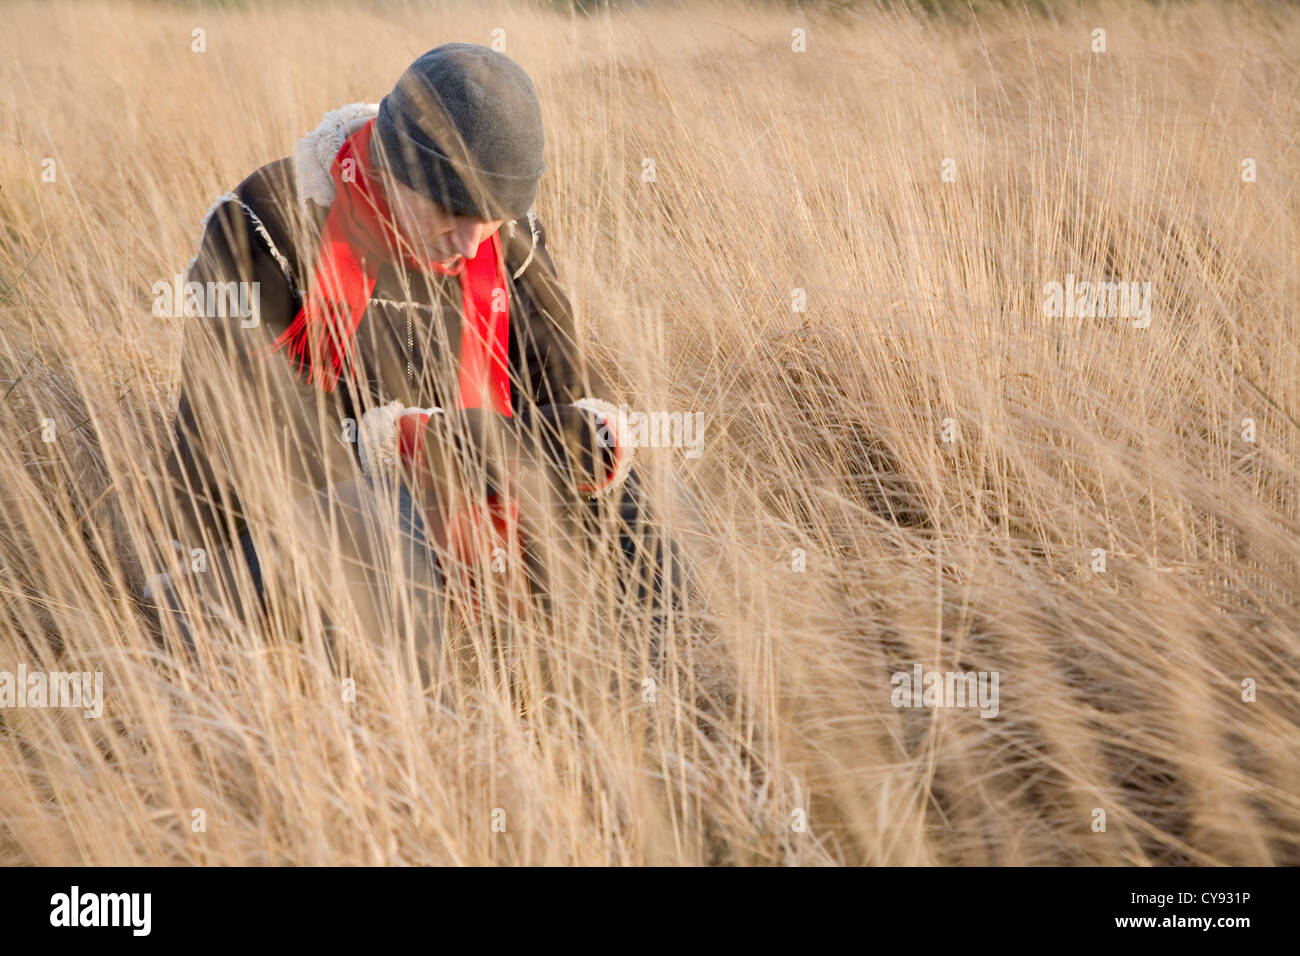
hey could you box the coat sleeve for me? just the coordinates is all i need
[503,213,632,498]
[506,213,611,408]
[161,185,363,559]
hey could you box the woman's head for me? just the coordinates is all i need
[374,43,546,228]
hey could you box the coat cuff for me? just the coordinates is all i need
[358,401,442,479]
[571,397,634,499]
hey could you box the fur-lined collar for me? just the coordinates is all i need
[293,102,379,207]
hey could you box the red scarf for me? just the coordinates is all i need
[265,118,512,417]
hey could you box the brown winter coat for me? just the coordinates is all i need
[162,104,614,558]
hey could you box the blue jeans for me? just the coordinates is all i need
[236,477,436,613]
[234,468,681,618]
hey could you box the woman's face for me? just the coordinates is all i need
[384,174,505,268]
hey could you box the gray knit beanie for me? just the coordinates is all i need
[375,44,546,221]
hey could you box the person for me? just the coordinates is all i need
[149,43,683,651]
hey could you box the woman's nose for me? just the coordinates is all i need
[451,220,486,258]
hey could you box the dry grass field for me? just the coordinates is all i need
[0,0,1297,865]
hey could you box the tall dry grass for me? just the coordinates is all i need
[0,0,1297,865]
